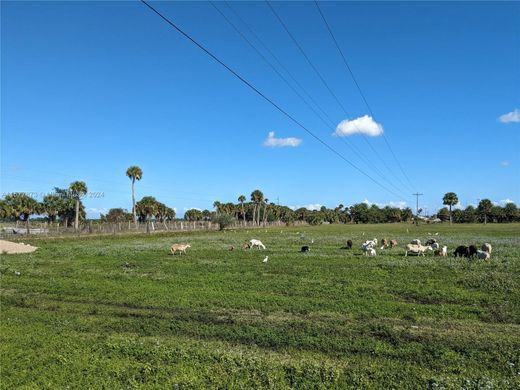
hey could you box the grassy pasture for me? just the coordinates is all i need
[1,223,519,389]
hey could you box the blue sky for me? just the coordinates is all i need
[1,1,519,218]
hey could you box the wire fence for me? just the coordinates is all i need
[0,219,297,239]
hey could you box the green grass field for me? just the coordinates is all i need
[1,224,519,389]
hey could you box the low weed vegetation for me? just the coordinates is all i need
[1,224,519,388]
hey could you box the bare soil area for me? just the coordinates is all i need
[0,240,38,254]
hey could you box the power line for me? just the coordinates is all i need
[210,2,409,199]
[139,0,407,201]
[266,1,414,194]
[265,1,349,119]
[313,1,416,192]
[209,2,330,133]
[224,1,334,127]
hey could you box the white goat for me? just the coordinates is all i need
[171,244,191,255]
[362,239,377,249]
[476,250,491,260]
[405,243,431,256]
[481,243,492,254]
[249,239,266,250]
[364,247,377,257]
[434,245,448,257]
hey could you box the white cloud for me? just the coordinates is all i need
[263,131,302,148]
[86,207,108,214]
[362,199,407,209]
[289,203,323,211]
[497,199,515,206]
[334,115,383,137]
[86,207,108,218]
[500,161,510,167]
[498,109,520,123]
[184,207,201,211]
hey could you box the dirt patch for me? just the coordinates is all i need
[0,240,39,254]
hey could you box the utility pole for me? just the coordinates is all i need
[413,192,423,226]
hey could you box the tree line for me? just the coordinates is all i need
[440,192,519,224]
[184,189,415,226]
[1,167,518,234]
[0,183,88,234]
[0,166,177,233]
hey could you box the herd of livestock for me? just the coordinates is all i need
[357,237,492,260]
[171,236,493,260]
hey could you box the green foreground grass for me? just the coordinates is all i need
[1,223,519,389]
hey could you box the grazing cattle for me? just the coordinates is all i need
[476,250,491,260]
[405,244,430,256]
[242,241,251,249]
[481,243,492,254]
[390,239,398,248]
[249,239,266,250]
[410,239,421,245]
[380,238,388,250]
[425,238,437,246]
[300,245,310,252]
[346,239,353,249]
[170,244,191,255]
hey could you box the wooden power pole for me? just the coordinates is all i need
[413,192,423,226]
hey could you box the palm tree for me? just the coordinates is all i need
[4,193,41,234]
[263,198,269,225]
[250,190,263,225]
[213,201,222,215]
[42,194,62,225]
[0,200,13,220]
[136,196,158,233]
[69,181,88,231]
[442,192,459,225]
[126,166,143,228]
[238,195,246,225]
[478,199,493,224]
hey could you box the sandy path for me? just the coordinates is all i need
[0,240,39,254]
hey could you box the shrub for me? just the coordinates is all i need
[211,214,235,230]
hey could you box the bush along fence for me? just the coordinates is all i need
[0,219,295,238]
